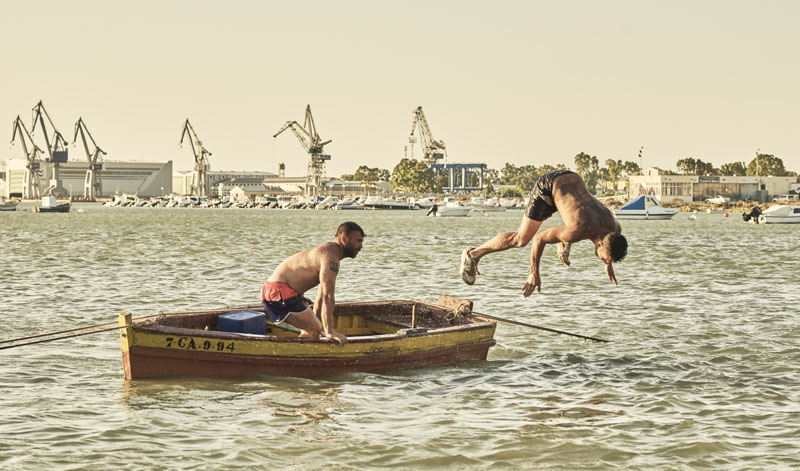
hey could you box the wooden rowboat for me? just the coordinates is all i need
[118,296,496,379]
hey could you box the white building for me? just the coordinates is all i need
[628,168,795,203]
[1,158,172,198]
[173,170,278,196]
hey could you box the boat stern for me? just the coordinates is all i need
[119,312,134,379]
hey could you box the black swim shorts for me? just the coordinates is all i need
[525,170,576,221]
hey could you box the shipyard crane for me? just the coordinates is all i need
[72,118,107,200]
[273,105,331,199]
[30,101,69,196]
[11,116,44,199]
[408,106,447,163]
[179,119,211,197]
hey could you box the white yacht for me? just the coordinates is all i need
[761,205,800,224]
[435,198,472,217]
[335,196,365,210]
[362,196,417,210]
[614,195,679,220]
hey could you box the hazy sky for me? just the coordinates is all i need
[2,0,798,177]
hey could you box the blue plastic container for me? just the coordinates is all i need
[218,311,266,335]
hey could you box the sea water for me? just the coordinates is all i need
[1,207,798,470]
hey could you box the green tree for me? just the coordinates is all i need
[353,166,390,184]
[605,159,623,189]
[499,163,520,185]
[676,158,717,176]
[622,161,641,176]
[718,161,746,176]
[574,152,600,193]
[746,154,788,176]
[676,157,697,175]
[390,159,438,192]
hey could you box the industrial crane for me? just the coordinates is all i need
[273,105,331,199]
[179,119,211,197]
[30,101,69,196]
[11,115,44,199]
[407,106,447,163]
[72,118,107,200]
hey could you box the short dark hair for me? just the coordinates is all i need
[603,232,627,262]
[335,221,365,238]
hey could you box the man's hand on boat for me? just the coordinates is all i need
[324,331,348,345]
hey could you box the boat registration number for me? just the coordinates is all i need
[165,336,235,353]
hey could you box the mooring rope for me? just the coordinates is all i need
[0,303,263,351]
[0,326,129,351]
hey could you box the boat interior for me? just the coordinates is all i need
[139,300,478,339]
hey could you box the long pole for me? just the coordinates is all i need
[474,312,610,343]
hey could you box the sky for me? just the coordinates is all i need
[2,0,799,177]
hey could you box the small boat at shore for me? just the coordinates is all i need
[0,197,19,211]
[118,296,496,379]
[614,195,678,220]
[761,205,800,224]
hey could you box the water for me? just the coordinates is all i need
[1,207,798,470]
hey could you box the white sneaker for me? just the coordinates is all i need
[460,247,479,285]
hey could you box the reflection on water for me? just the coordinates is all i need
[1,207,799,470]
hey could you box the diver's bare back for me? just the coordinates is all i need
[552,173,620,239]
[267,242,338,294]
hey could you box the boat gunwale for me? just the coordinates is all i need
[130,300,497,345]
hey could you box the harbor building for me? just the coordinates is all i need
[628,168,795,203]
[224,178,387,201]
[1,158,172,198]
[173,170,278,196]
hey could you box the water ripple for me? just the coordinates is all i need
[0,209,798,469]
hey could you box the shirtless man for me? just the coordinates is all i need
[460,170,627,296]
[260,221,365,345]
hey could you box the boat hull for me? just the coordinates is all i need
[763,216,800,224]
[363,203,416,210]
[119,300,496,379]
[34,204,71,213]
[614,212,677,220]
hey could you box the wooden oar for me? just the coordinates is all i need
[473,312,610,343]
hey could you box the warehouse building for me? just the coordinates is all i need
[1,158,172,198]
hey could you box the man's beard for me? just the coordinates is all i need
[343,244,359,258]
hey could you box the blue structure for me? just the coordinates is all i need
[430,163,487,191]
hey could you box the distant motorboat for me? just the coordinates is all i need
[436,201,472,217]
[316,196,339,210]
[761,205,800,224]
[614,195,678,220]
[362,196,417,210]
[34,195,71,213]
[335,196,366,210]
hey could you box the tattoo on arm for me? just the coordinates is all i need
[329,261,339,273]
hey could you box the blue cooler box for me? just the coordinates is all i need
[218,311,266,335]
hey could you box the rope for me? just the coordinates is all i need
[474,312,610,343]
[0,326,128,351]
[453,301,472,316]
[0,303,263,350]
[0,314,159,345]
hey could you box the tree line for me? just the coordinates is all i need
[674,154,795,178]
[339,153,797,195]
